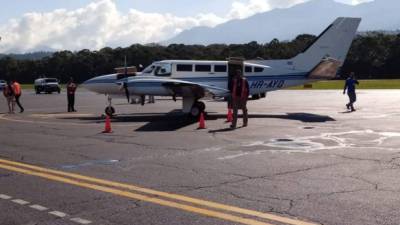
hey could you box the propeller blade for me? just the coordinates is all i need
[140,95,145,106]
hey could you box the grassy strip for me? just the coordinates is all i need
[290,79,400,90]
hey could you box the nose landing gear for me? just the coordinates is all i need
[190,101,206,118]
[104,95,115,117]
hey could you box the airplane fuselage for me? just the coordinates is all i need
[84,60,313,98]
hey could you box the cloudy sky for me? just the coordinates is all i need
[0,0,372,53]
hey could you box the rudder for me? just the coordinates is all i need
[291,17,361,72]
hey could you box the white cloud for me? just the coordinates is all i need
[0,0,231,53]
[0,0,374,53]
[228,0,271,19]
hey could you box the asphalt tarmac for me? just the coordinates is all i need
[1,89,400,225]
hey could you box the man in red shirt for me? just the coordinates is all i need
[67,77,77,112]
[231,70,249,129]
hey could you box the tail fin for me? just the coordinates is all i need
[308,57,342,80]
[292,17,361,72]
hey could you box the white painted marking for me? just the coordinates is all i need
[70,217,92,224]
[49,211,67,218]
[30,204,48,211]
[11,199,30,205]
[0,194,12,200]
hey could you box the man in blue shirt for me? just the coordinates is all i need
[343,72,359,112]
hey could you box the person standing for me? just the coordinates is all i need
[343,72,359,112]
[66,77,77,112]
[231,69,249,129]
[12,79,24,113]
[3,81,15,113]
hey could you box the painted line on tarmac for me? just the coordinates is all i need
[30,204,48,211]
[49,210,67,218]
[0,158,318,225]
[0,163,274,225]
[0,194,12,199]
[0,192,92,224]
[11,199,30,205]
[70,217,93,224]
[0,114,136,127]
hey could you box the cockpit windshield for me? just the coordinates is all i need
[142,65,155,74]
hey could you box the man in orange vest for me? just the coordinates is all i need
[67,77,77,112]
[231,69,249,129]
[12,79,24,113]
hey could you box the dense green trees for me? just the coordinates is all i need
[0,32,399,83]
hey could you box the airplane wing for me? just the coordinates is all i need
[162,80,229,98]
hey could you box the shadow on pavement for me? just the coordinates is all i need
[58,111,335,132]
[207,112,335,123]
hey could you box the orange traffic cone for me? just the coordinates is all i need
[198,112,206,129]
[226,108,233,122]
[102,115,112,133]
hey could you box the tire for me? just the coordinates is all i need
[105,106,115,117]
[196,101,206,112]
[35,88,40,94]
[190,105,201,118]
[190,101,206,118]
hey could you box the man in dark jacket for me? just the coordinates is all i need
[343,72,359,112]
[231,69,249,129]
[67,77,77,112]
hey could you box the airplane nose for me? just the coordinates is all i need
[82,77,97,90]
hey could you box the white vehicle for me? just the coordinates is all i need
[83,17,361,117]
[34,78,61,94]
[0,80,5,91]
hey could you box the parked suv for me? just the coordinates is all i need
[34,78,61,94]
[0,80,5,91]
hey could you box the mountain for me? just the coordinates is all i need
[166,0,400,45]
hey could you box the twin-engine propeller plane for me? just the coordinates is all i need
[83,17,361,117]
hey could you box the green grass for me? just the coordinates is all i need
[290,79,400,90]
[21,84,66,90]
[21,84,34,90]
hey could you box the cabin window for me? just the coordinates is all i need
[254,67,264,72]
[155,63,172,76]
[214,65,227,72]
[245,66,252,73]
[195,65,211,72]
[177,64,193,72]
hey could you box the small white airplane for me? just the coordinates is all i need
[83,17,361,117]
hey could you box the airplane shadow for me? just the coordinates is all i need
[59,111,335,132]
[206,112,335,123]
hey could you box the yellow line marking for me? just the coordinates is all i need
[0,158,317,225]
[0,163,273,225]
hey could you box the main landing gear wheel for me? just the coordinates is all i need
[105,106,115,117]
[190,101,206,118]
